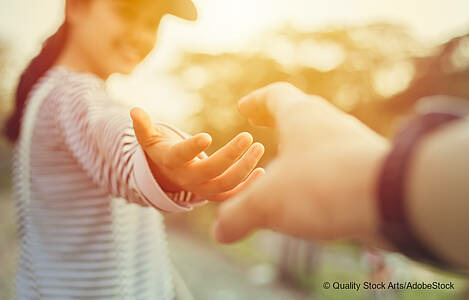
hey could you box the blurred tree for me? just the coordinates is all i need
[173,23,469,148]
[385,34,469,113]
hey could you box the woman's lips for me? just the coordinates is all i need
[121,50,140,64]
[119,45,142,64]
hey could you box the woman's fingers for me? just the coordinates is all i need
[166,133,212,167]
[196,143,264,195]
[130,107,158,148]
[191,132,253,180]
[207,168,265,202]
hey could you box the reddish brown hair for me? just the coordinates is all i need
[3,22,69,143]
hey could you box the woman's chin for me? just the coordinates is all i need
[113,62,138,76]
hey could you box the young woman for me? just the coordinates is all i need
[3,0,265,298]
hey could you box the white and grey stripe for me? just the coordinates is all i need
[12,66,195,299]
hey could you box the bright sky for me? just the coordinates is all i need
[2,0,468,51]
[1,0,468,126]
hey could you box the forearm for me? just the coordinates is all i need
[406,118,469,268]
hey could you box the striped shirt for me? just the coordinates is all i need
[12,66,199,299]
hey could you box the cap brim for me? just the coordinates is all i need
[168,0,198,21]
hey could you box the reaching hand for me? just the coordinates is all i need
[213,83,390,246]
[130,107,265,203]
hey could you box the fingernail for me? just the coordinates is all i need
[196,133,211,147]
[197,138,206,147]
[237,139,248,148]
[130,106,142,114]
[236,136,249,148]
[197,137,207,147]
[237,133,252,147]
[251,143,264,157]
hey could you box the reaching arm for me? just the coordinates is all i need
[214,82,469,270]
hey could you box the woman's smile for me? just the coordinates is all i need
[119,45,141,64]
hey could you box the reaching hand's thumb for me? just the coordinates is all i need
[213,170,281,243]
[130,107,155,147]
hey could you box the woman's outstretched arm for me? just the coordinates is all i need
[49,77,264,213]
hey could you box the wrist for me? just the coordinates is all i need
[356,138,391,248]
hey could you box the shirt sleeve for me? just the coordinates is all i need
[47,79,199,213]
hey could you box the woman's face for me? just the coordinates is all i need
[70,0,165,77]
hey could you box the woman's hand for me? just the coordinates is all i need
[213,83,390,247]
[130,107,265,203]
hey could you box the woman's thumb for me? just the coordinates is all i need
[130,107,155,147]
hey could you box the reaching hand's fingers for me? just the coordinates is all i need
[192,132,253,180]
[238,87,276,127]
[207,168,265,202]
[166,133,212,167]
[213,169,282,243]
[130,107,158,148]
[239,82,306,127]
[196,143,264,194]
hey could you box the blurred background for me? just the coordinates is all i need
[1,0,469,299]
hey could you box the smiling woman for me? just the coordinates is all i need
[58,0,166,77]
[2,0,267,299]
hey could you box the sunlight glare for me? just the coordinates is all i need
[373,61,415,98]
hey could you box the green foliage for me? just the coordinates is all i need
[173,23,469,148]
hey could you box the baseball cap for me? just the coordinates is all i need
[167,0,197,21]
